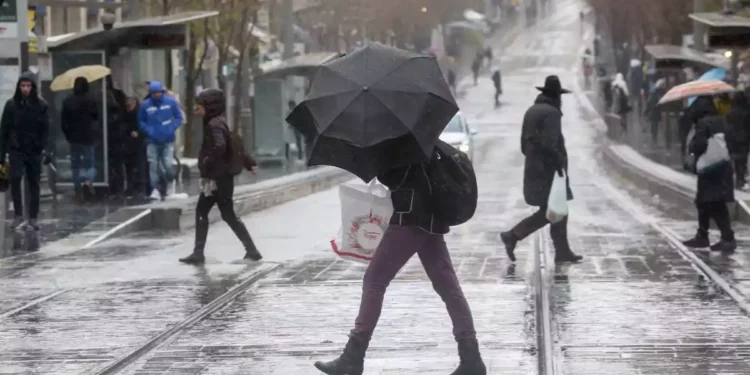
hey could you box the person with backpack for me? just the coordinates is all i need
[178,88,262,265]
[499,76,583,264]
[313,142,486,375]
[681,96,736,253]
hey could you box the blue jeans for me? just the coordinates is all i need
[69,144,96,191]
[147,142,174,190]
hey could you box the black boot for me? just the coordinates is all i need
[230,219,262,261]
[500,231,517,262]
[314,334,368,375]
[683,230,710,249]
[450,338,487,375]
[180,216,208,264]
[710,239,737,253]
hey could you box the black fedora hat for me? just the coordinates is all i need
[536,75,571,94]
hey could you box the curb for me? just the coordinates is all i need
[137,166,354,232]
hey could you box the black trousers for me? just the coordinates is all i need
[734,158,747,188]
[194,175,257,252]
[9,151,42,219]
[511,206,571,253]
[697,202,734,241]
[124,145,148,195]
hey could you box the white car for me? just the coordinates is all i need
[440,112,478,160]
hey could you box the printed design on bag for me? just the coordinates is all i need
[347,211,388,254]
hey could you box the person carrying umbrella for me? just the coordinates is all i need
[61,77,99,202]
[499,76,583,264]
[0,72,52,231]
[288,43,487,375]
[178,88,261,264]
[682,96,737,253]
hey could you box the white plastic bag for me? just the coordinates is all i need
[696,133,730,174]
[330,181,393,263]
[545,171,568,224]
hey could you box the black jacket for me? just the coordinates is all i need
[520,93,573,207]
[0,72,50,160]
[725,92,750,159]
[61,77,99,146]
[689,96,735,204]
[378,164,449,234]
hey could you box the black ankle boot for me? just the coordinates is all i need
[314,334,368,375]
[451,338,487,375]
[683,230,710,249]
[500,231,517,262]
[179,251,205,264]
[181,216,208,264]
[554,251,583,263]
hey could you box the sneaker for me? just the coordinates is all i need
[710,240,737,253]
[11,217,25,231]
[554,252,584,263]
[149,189,161,200]
[166,182,176,197]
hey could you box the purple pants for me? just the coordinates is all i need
[351,225,477,341]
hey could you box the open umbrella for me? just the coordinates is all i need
[687,67,728,106]
[50,65,111,92]
[657,80,736,106]
[286,42,458,182]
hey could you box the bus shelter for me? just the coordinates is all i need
[690,11,750,84]
[251,52,340,165]
[42,11,217,189]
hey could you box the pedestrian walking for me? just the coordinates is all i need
[105,80,125,198]
[313,161,487,375]
[484,46,493,68]
[471,53,482,86]
[138,81,183,200]
[0,72,52,230]
[499,76,583,264]
[726,91,750,189]
[645,78,667,144]
[612,73,631,136]
[179,88,262,264]
[60,77,98,202]
[682,96,737,253]
[491,66,502,108]
[447,68,457,95]
[122,97,148,198]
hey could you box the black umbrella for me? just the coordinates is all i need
[286,42,458,182]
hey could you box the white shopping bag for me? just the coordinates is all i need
[696,133,730,175]
[545,171,568,224]
[330,181,393,263]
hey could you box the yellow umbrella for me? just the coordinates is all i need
[50,65,111,92]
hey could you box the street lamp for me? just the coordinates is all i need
[421,6,427,13]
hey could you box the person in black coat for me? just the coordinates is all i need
[61,77,99,202]
[683,96,736,253]
[122,97,148,197]
[500,76,583,264]
[0,72,51,230]
[726,91,750,189]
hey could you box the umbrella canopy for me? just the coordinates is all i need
[286,42,458,182]
[50,65,111,92]
[658,80,736,106]
[687,68,728,105]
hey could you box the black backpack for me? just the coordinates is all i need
[226,130,247,176]
[427,140,478,226]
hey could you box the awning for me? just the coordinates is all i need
[256,52,341,80]
[690,12,750,49]
[46,11,219,52]
[644,44,724,69]
[689,12,750,28]
[30,0,125,10]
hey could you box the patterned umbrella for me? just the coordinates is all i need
[657,80,736,106]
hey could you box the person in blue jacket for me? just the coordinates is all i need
[138,81,183,200]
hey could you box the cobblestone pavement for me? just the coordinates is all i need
[2,0,750,374]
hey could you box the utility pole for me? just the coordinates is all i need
[693,0,705,51]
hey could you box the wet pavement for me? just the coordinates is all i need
[2,0,750,374]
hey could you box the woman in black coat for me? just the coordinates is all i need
[726,91,750,188]
[683,96,736,253]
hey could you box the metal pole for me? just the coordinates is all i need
[693,0,705,51]
[282,0,294,59]
[731,50,739,85]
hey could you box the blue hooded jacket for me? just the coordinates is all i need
[138,81,183,144]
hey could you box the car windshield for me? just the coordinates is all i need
[444,115,463,133]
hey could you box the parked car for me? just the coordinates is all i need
[440,112,478,160]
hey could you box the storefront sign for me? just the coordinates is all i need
[0,0,18,39]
